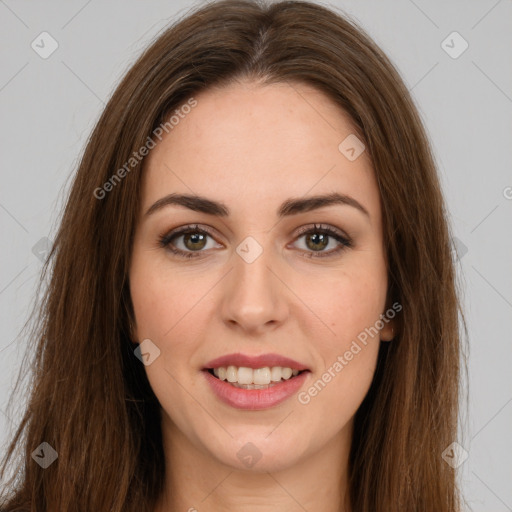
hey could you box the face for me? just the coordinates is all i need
[129,80,395,474]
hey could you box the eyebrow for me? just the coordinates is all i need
[145,192,370,219]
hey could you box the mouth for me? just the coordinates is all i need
[201,353,312,408]
[202,365,311,410]
[203,366,310,390]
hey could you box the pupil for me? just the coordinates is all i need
[185,232,206,250]
[307,233,328,251]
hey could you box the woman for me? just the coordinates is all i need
[0,0,468,510]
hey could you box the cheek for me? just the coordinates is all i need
[129,251,207,341]
[316,279,383,382]
[298,262,387,344]
[329,280,385,338]
[294,268,385,415]
[129,255,207,406]
[130,280,177,339]
[296,312,382,440]
[129,253,218,406]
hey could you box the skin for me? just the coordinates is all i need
[129,79,396,512]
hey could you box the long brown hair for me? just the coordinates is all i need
[0,0,468,510]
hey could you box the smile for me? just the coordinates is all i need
[208,366,303,388]
[201,352,311,409]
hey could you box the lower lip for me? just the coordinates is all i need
[202,370,310,410]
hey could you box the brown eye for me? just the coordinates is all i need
[292,223,352,259]
[304,232,329,252]
[158,224,221,259]
[182,232,208,251]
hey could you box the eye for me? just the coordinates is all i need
[291,223,352,258]
[158,224,220,259]
[158,223,352,259]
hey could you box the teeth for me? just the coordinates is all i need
[253,367,271,384]
[281,367,293,379]
[226,366,237,383]
[217,367,227,381]
[270,366,281,382]
[212,366,302,385]
[238,366,254,385]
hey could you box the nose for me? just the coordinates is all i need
[220,237,289,335]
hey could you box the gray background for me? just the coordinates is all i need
[1,0,511,510]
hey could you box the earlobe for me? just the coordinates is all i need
[380,320,396,342]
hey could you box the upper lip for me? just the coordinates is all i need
[203,353,310,371]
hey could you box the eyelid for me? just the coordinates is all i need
[288,223,352,258]
[293,223,350,241]
[159,223,219,244]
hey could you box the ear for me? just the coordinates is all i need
[379,318,396,342]
[380,291,400,342]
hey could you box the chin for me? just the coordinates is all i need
[203,429,309,473]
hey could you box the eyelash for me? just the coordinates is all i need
[157,223,352,260]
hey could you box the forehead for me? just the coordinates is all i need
[140,80,380,221]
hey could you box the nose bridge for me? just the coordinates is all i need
[221,234,287,331]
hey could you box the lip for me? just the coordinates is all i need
[202,369,310,410]
[203,352,310,371]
